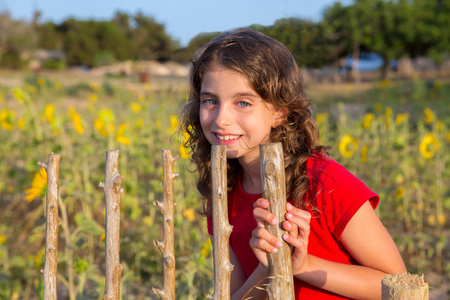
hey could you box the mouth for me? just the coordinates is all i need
[214,133,241,141]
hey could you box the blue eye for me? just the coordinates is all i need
[203,99,217,105]
[238,101,250,107]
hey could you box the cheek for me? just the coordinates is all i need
[199,109,209,130]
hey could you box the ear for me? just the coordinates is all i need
[272,108,288,128]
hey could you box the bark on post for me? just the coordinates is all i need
[382,273,429,300]
[210,145,233,300]
[260,143,295,300]
[152,149,178,300]
[100,150,125,300]
[39,153,61,300]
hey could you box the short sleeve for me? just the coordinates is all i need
[313,161,379,240]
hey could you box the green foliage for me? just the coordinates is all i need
[132,12,179,61]
[173,31,221,63]
[93,51,116,67]
[36,22,63,50]
[42,59,67,70]
[254,19,338,68]
[0,11,38,68]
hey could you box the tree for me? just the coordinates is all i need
[0,11,37,67]
[36,22,63,50]
[408,0,450,63]
[132,12,179,61]
[57,18,133,66]
[256,18,338,68]
[173,31,221,63]
[363,0,415,78]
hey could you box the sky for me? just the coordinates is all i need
[1,0,352,46]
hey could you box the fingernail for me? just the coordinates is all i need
[276,242,283,248]
[272,248,278,253]
[262,200,269,206]
[271,218,278,225]
[287,203,293,210]
[286,213,293,218]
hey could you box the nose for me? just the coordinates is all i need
[215,104,231,127]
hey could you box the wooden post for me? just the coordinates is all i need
[152,149,178,300]
[211,145,233,299]
[260,143,295,300]
[100,150,125,300]
[39,153,61,300]
[382,273,429,300]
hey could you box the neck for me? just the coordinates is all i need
[238,156,262,194]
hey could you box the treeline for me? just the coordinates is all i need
[0,0,449,71]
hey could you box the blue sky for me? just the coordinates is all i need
[1,0,352,46]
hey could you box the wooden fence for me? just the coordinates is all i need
[38,144,428,299]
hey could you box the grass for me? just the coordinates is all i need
[0,70,448,299]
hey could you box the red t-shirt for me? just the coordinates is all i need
[207,155,379,299]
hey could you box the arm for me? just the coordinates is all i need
[209,235,270,300]
[251,200,406,300]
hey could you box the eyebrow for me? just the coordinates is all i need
[199,91,259,98]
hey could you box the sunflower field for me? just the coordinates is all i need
[0,72,448,299]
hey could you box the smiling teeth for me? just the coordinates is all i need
[217,135,239,141]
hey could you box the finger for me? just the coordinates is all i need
[253,207,278,227]
[282,233,305,249]
[254,198,270,209]
[284,214,310,239]
[282,219,299,238]
[251,227,282,253]
[286,202,311,223]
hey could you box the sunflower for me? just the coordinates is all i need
[25,168,47,202]
[72,113,85,135]
[0,109,15,130]
[424,108,434,124]
[200,239,211,257]
[183,208,196,222]
[395,113,409,126]
[362,113,375,129]
[179,144,190,160]
[94,109,115,136]
[44,104,55,124]
[130,102,141,113]
[419,133,439,159]
[316,112,329,126]
[115,123,130,145]
[361,145,369,163]
[169,115,178,134]
[179,130,190,160]
[36,77,45,87]
[135,118,143,130]
[339,134,358,158]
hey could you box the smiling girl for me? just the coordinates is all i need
[179,28,406,299]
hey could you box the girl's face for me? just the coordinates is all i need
[199,64,281,164]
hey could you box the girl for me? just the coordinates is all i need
[179,28,406,299]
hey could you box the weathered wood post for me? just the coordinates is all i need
[382,273,429,300]
[100,150,125,300]
[260,143,295,300]
[39,153,61,300]
[152,149,178,300]
[211,145,233,299]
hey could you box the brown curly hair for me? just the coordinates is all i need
[179,28,329,215]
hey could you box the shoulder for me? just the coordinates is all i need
[306,153,379,208]
[306,154,352,183]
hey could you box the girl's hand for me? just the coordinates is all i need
[250,199,311,274]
